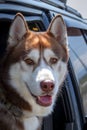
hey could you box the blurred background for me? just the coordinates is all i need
[67,0,87,18]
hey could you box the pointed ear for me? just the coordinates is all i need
[47,15,67,44]
[8,13,28,47]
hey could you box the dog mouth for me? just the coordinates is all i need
[25,82,52,107]
[36,95,52,107]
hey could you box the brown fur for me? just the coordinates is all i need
[0,104,24,130]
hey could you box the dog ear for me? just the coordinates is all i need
[8,13,28,48]
[47,15,67,44]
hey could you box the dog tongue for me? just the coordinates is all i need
[37,95,52,106]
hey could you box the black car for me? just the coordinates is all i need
[0,0,87,130]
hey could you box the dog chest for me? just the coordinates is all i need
[23,117,40,130]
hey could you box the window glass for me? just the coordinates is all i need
[68,27,87,116]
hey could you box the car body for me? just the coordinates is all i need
[0,0,87,130]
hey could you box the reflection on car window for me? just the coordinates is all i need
[68,27,87,116]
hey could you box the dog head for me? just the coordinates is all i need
[2,13,69,117]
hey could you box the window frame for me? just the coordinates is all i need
[67,27,87,130]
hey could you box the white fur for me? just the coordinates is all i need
[23,117,39,130]
[26,49,39,64]
[44,49,58,63]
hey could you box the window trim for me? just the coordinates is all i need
[67,27,87,125]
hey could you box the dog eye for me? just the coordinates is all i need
[50,57,58,64]
[24,58,35,65]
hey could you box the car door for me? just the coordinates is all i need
[68,27,87,130]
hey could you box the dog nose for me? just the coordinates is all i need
[40,81,54,92]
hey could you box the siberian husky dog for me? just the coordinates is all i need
[0,13,69,130]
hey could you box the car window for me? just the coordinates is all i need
[67,27,87,117]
